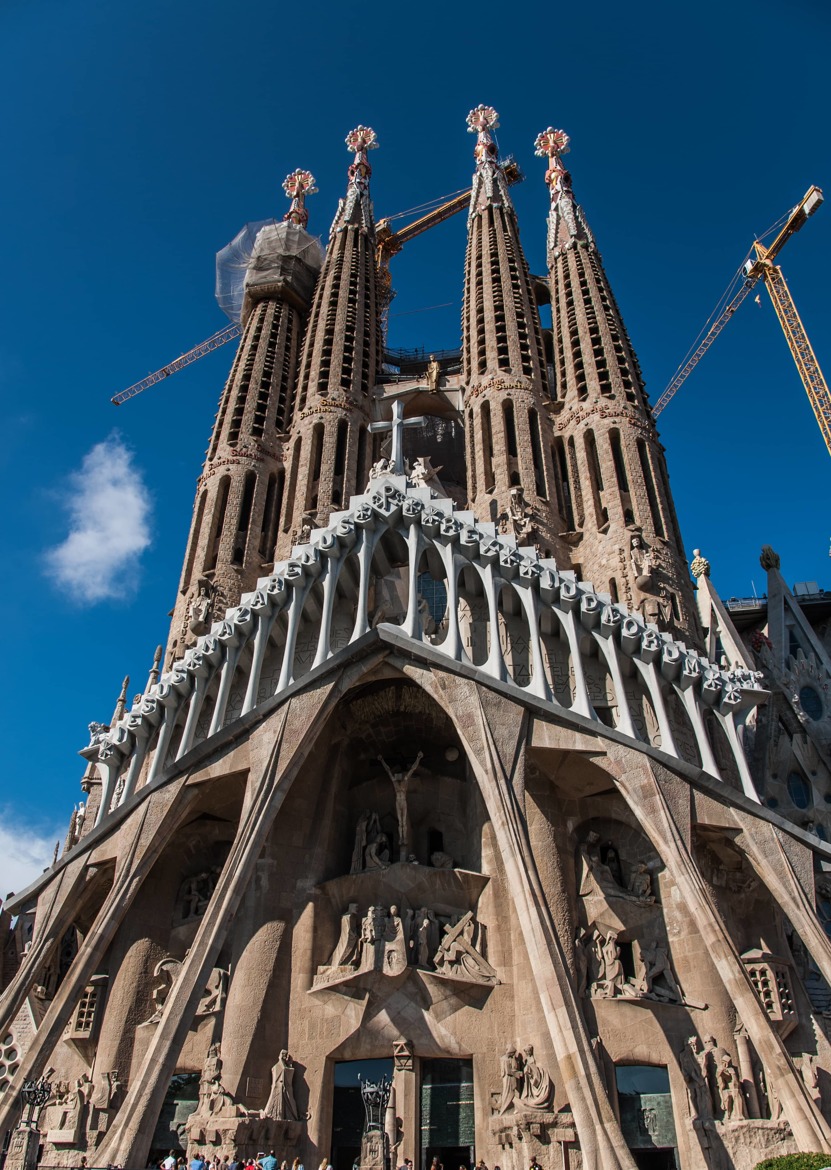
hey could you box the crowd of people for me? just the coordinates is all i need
[160,1152,323,1170]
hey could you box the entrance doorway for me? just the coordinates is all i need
[615,1065,679,1170]
[420,1059,474,1170]
[331,1058,394,1170]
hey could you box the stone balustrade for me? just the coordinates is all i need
[88,476,767,823]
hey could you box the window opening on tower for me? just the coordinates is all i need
[529,409,546,499]
[282,437,301,533]
[585,429,608,527]
[481,402,495,490]
[637,439,665,538]
[233,471,256,565]
[205,475,230,573]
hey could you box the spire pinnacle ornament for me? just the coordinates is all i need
[534,127,571,196]
[345,125,378,185]
[467,104,499,169]
[282,169,318,229]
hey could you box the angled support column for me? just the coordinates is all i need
[427,671,636,1170]
[613,755,831,1152]
[737,818,831,990]
[97,676,343,1169]
[0,855,90,1041]
[0,781,200,1136]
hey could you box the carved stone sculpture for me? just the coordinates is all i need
[508,485,533,540]
[430,850,454,869]
[90,1070,122,1113]
[328,903,361,967]
[593,929,625,998]
[144,956,182,1025]
[638,940,683,1002]
[263,1050,299,1122]
[197,967,228,1016]
[630,533,653,586]
[378,752,423,861]
[383,905,409,974]
[628,862,654,902]
[364,833,390,870]
[498,1047,522,1114]
[716,1053,746,1121]
[519,1045,553,1110]
[679,1037,711,1121]
[426,354,441,392]
[351,810,381,874]
[415,908,438,967]
[433,912,498,984]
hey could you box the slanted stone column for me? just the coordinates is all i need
[0,784,199,1137]
[419,669,637,1170]
[610,751,831,1152]
[97,682,342,1169]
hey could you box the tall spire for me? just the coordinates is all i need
[467,104,515,219]
[461,106,567,559]
[165,168,323,664]
[276,128,382,554]
[537,127,699,641]
[535,127,594,251]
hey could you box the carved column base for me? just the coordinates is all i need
[4,1126,42,1170]
[361,1129,387,1170]
[489,1108,576,1149]
[186,1109,302,1160]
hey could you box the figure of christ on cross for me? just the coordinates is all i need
[378,751,423,861]
[368,399,425,476]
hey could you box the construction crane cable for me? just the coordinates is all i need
[385,187,471,223]
[664,260,750,384]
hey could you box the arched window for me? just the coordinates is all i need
[787,771,812,810]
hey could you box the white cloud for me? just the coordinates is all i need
[45,434,152,603]
[0,810,66,901]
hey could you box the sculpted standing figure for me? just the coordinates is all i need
[378,752,423,861]
[498,1047,523,1114]
[716,1053,746,1121]
[426,354,441,392]
[679,1037,712,1120]
[263,1050,299,1121]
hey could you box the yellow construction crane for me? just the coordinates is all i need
[654,186,830,457]
[112,164,522,407]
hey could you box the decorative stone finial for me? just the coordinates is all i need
[345,125,378,156]
[690,549,711,579]
[282,169,317,229]
[535,127,572,197]
[760,545,781,572]
[112,675,129,723]
[467,105,499,170]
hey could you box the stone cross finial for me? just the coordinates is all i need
[368,400,425,476]
[690,549,711,579]
[282,169,317,229]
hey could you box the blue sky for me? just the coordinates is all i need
[1,0,829,891]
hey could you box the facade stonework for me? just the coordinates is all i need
[4,111,831,1170]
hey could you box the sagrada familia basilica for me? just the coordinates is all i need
[4,106,831,1170]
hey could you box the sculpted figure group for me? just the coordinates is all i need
[679,1036,748,1123]
[497,1044,554,1114]
[320,903,496,984]
[573,926,685,1004]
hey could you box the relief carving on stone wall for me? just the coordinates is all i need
[575,828,705,1008]
[313,902,496,989]
[140,956,228,1026]
[489,1043,570,1149]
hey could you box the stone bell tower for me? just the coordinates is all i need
[275,126,384,557]
[461,105,569,562]
[537,128,699,641]
[166,170,323,664]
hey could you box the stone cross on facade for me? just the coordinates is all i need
[369,399,425,476]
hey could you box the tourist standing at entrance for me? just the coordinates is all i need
[162,1152,177,1170]
[190,1152,207,1170]
[262,1151,278,1170]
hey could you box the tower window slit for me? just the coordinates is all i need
[204,475,231,572]
[183,490,208,591]
[482,401,495,490]
[567,436,584,527]
[529,408,546,499]
[467,409,477,501]
[637,439,665,537]
[334,418,348,479]
[233,470,257,565]
[308,422,325,510]
[503,401,518,459]
[281,437,301,533]
[551,438,574,529]
[585,429,608,526]
[259,473,277,557]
